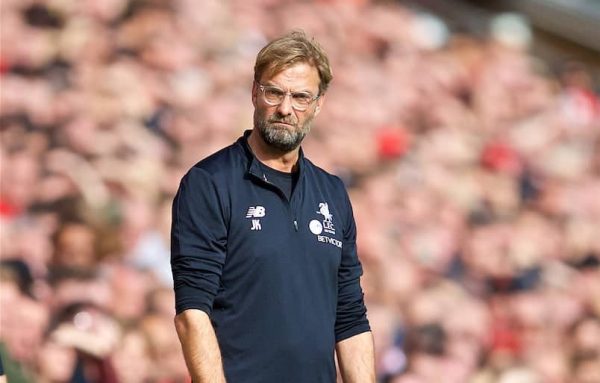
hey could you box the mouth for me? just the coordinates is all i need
[270,121,295,128]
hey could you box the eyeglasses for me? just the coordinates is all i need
[257,84,319,111]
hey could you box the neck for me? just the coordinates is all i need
[248,130,299,173]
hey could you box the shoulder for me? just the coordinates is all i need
[182,141,246,185]
[303,157,348,196]
[175,143,244,218]
[192,141,245,175]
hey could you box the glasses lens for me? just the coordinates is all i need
[260,85,315,111]
[262,87,284,105]
[291,93,312,111]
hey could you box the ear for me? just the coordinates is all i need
[251,81,258,107]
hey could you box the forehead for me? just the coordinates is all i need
[260,62,320,91]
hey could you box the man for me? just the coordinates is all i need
[171,30,375,383]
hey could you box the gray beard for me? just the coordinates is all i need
[255,116,312,153]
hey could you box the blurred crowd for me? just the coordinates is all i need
[1,0,599,382]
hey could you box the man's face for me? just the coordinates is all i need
[252,62,324,152]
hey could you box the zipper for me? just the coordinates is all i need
[249,171,299,232]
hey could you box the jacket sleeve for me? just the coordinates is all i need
[171,167,228,316]
[335,184,371,342]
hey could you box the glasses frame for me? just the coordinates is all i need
[257,83,320,111]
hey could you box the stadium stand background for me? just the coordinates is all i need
[1,0,599,382]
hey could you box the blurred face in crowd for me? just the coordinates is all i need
[3,296,48,363]
[573,358,600,383]
[113,330,153,383]
[109,266,151,321]
[53,223,97,269]
[572,317,600,354]
[36,339,76,382]
[252,62,324,152]
[0,151,40,211]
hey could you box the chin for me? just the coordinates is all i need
[266,133,303,152]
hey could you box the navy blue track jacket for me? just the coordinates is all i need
[171,130,370,382]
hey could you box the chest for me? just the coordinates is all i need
[224,179,345,277]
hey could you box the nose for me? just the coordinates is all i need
[276,94,293,116]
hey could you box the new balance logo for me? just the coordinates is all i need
[246,206,266,218]
[247,206,265,231]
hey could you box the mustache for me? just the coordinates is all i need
[268,116,297,125]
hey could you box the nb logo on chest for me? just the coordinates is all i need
[246,206,266,231]
[246,206,266,218]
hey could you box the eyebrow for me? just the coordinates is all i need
[263,83,315,94]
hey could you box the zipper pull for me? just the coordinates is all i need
[293,220,298,231]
